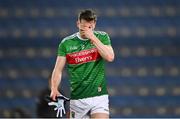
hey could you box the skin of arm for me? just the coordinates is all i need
[50,56,66,101]
[81,27,115,62]
[90,36,114,62]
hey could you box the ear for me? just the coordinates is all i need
[92,21,96,30]
[76,20,80,28]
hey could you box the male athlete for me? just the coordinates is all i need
[50,9,114,118]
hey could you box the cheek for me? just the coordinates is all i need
[78,24,84,29]
[91,25,95,30]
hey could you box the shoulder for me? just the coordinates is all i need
[94,31,111,45]
[94,31,110,40]
[60,32,78,44]
[94,31,108,36]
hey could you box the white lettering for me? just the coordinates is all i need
[70,49,96,57]
[75,56,92,63]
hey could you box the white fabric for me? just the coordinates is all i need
[70,95,109,118]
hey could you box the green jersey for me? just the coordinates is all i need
[58,31,111,99]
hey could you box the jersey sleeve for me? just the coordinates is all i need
[100,32,111,45]
[57,40,66,56]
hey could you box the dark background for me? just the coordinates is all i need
[0,0,180,118]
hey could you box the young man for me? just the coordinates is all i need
[50,9,114,118]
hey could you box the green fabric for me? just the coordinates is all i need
[57,31,111,99]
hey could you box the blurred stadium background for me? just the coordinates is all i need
[0,0,180,118]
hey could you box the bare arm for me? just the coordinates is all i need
[81,28,115,62]
[90,36,114,62]
[50,56,66,101]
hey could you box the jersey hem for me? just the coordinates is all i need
[70,92,108,100]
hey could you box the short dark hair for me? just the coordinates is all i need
[78,9,97,22]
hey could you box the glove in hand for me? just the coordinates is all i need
[46,95,70,117]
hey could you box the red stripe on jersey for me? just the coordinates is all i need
[66,48,101,64]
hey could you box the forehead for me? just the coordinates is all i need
[79,19,95,24]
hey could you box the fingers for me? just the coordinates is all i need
[80,26,92,31]
[63,108,66,114]
[56,108,60,117]
[80,28,93,39]
[50,90,61,101]
[60,109,63,117]
[50,91,55,101]
[52,95,56,101]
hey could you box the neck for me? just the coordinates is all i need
[80,34,86,39]
[77,32,88,41]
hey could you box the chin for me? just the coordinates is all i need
[81,35,87,39]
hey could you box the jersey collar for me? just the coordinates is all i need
[77,32,89,41]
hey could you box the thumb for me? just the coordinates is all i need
[48,102,57,106]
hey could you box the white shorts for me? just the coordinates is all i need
[70,95,109,119]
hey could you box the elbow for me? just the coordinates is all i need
[106,54,115,62]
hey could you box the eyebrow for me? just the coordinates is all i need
[80,24,92,27]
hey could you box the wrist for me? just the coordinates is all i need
[90,35,99,44]
[51,86,58,91]
[90,35,97,42]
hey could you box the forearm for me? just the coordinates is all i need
[51,69,62,91]
[91,36,114,62]
[50,56,66,100]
